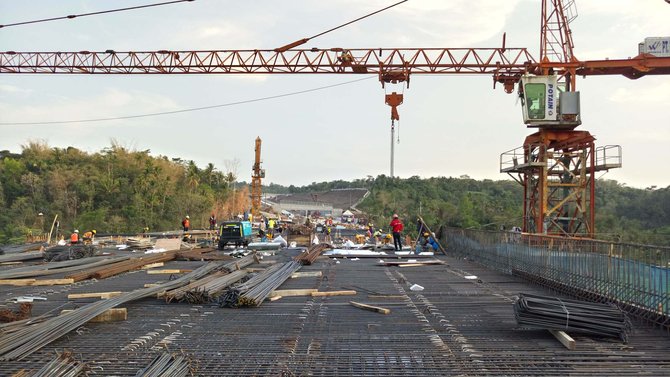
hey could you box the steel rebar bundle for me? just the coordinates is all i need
[134,351,192,377]
[237,261,302,307]
[0,261,229,361]
[163,270,247,303]
[30,351,88,377]
[0,251,44,263]
[0,255,130,280]
[65,251,178,281]
[513,293,632,341]
[293,243,330,265]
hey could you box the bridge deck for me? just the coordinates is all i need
[1,252,669,376]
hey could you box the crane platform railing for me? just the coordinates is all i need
[444,227,670,330]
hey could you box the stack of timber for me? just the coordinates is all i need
[293,243,331,265]
[513,293,632,341]
[65,251,178,282]
[125,237,154,250]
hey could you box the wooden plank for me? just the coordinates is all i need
[291,271,322,278]
[31,278,74,286]
[61,308,127,323]
[417,216,447,255]
[68,291,124,299]
[144,283,161,288]
[267,295,283,302]
[0,279,36,286]
[0,261,23,266]
[549,330,576,350]
[312,290,357,297]
[269,288,317,297]
[1,278,74,286]
[350,301,391,314]
[154,238,182,251]
[146,269,192,274]
[141,262,165,269]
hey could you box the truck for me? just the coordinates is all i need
[218,221,253,249]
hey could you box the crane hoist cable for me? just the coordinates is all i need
[0,0,194,29]
[275,0,408,52]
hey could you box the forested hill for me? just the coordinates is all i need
[1,143,669,245]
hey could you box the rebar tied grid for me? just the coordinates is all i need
[0,261,233,361]
[445,228,670,329]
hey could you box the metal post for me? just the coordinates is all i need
[390,120,395,177]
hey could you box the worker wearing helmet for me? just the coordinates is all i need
[70,230,80,245]
[82,229,96,245]
[182,216,190,232]
[389,214,404,251]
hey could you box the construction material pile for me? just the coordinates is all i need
[65,252,177,282]
[513,293,632,341]
[294,243,331,265]
[43,245,97,262]
[218,261,301,307]
[134,351,192,377]
[28,351,88,377]
[288,224,312,236]
[125,237,153,250]
[0,261,228,361]
[162,254,257,303]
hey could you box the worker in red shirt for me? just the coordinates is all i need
[389,214,404,251]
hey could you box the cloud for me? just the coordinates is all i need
[0,88,179,126]
[0,84,32,95]
[393,0,522,46]
[608,82,670,104]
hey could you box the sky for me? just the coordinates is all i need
[1,0,669,189]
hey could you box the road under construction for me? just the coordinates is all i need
[0,231,668,376]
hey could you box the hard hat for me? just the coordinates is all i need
[423,232,430,237]
[74,229,79,233]
[186,215,190,219]
[92,230,97,234]
[393,214,398,218]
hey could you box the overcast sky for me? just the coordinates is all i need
[1,1,669,188]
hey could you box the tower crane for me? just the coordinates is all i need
[1,0,669,238]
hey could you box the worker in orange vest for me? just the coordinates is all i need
[70,230,80,245]
[182,215,190,231]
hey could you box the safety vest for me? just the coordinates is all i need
[70,233,79,243]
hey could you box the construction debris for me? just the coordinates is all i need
[0,303,32,323]
[134,351,193,377]
[29,351,88,377]
[43,245,96,262]
[293,243,331,265]
[350,301,391,314]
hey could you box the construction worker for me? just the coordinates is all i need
[389,214,404,251]
[82,229,96,245]
[209,213,217,230]
[70,230,80,245]
[182,215,190,232]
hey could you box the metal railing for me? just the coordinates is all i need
[444,228,670,329]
